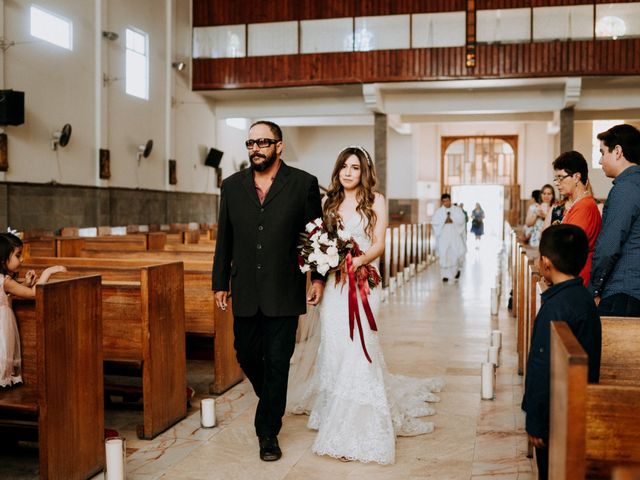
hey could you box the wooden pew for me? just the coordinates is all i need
[0,276,104,479]
[22,256,243,394]
[101,262,186,438]
[55,233,166,256]
[550,319,640,480]
[522,261,541,381]
[613,466,640,480]
[20,262,187,438]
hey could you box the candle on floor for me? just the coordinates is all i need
[481,362,495,400]
[491,330,502,349]
[490,288,498,315]
[105,437,125,480]
[201,398,216,428]
[488,346,500,366]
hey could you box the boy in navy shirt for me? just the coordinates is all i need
[522,224,601,479]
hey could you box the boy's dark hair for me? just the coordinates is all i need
[531,189,541,204]
[249,120,283,141]
[552,151,589,185]
[539,224,588,277]
[0,233,23,277]
[441,193,451,201]
[597,123,640,165]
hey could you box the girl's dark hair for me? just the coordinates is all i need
[0,233,23,277]
[531,189,541,204]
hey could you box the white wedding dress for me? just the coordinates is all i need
[288,214,443,464]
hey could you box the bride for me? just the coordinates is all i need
[288,146,443,465]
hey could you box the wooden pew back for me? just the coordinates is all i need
[600,316,640,386]
[550,320,640,480]
[4,276,104,480]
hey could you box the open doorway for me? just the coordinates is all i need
[450,184,505,240]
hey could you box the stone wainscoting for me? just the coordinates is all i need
[0,182,217,232]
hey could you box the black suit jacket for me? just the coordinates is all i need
[211,162,323,317]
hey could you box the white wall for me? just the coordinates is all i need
[574,120,611,200]
[2,0,218,193]
[5,0,97,184]
[172,0,217,193]
[410,121,557,201]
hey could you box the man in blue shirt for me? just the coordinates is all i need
[589,124,640,317]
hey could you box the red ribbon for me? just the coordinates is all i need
[346,253,378,363]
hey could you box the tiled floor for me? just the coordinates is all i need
[1,235,534,479]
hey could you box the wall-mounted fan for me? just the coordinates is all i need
[51,123,72,150]
[137,139,153,163]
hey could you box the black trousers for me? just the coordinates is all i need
[233,310,298,438]
[598,292,640,317]
[535,445,549,480]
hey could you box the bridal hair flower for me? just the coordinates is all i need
[6,227,18,235]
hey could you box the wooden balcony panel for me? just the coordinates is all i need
[193,39,640,90]
[193,0,469,26]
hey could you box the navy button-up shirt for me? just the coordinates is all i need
[522,277,601,439]
[589,165,640,300]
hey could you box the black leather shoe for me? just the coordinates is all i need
[259,436,282,461]
[455,270,461,279]
[442,277,449,282]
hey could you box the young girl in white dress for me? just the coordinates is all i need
[0,233,66,387]
[288,147,443,465]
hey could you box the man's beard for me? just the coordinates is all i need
[250,150,277,172]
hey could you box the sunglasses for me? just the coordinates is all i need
[245,138,279,149]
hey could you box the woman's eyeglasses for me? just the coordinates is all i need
[553,173,572,183]
[245,138,279,149]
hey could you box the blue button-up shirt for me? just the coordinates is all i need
[589,165,640,300]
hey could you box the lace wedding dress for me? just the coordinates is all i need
[288,214,443,464]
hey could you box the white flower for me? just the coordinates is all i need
[308,252,318,263]
[326,246,338,257]
[305,221,316,233]
[337,228,350,241]
[315,252,329,266]
[317,262,330,276]
[300,264,311,273]
[319,233,330,245]
[310,231,321,242]
[328,254,340,268]
[314,218,323,227]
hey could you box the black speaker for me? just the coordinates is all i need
[205,148,223,168]
[0,90,25,126]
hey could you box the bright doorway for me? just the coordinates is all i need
[450,184,505,240]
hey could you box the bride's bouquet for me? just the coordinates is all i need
[298,217,381,363]
[298,218,380,289]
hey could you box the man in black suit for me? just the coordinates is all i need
[212,120,324,461]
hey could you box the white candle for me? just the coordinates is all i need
[490,288,498,315]
[488,346,500,367]
[201,398,216,428]
[491,330,502,349]
[481,362,495,400]
[105,437,125,480]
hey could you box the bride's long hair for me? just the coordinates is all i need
[323,146,378,238]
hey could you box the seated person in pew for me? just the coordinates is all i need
[521,224,601,480]
[0,233,66,388]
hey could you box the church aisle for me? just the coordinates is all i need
[99,236,532,480]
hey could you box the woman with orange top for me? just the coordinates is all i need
[552,151,602,286]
